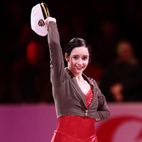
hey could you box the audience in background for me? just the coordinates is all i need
[89,20,118,68]
[100,41,142,102]
[10,24,52,103]
[0,0,142,103]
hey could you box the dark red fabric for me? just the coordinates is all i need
[84,86,93,108]
[57,116,96,139]
[51,130,98,142]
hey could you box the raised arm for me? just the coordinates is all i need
[46,17,65,85]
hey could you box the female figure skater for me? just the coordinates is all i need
[45,17,110,142]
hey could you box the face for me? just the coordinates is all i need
[117,42,134,62]
[65,46,89,76]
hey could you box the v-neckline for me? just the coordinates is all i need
[74,76,94,105]
[76,79,91,95]
[66,68,96,108]
[83,87,92,95]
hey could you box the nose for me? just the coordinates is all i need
[78,58,83,65]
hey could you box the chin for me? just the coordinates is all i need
[75,70,83,74]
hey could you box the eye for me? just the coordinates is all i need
[73,56,78,60]
[82,56,88,60]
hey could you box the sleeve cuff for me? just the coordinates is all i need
[45,17,56,25]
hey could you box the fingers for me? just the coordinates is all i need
[44,17,56,26]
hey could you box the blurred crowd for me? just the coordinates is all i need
[0,0,142,103]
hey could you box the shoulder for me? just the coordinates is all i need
[88,77,95,82]
[88,77,97,85]
[88,77,99,89]
[83,73,99,89]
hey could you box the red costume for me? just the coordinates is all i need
[51,87,98,142]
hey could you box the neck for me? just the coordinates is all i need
[75,74,84,82]
[67,67,84,81]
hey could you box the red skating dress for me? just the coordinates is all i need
[51,87,98,142]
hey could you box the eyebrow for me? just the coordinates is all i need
[72,55,89,56]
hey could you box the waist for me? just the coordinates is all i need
[57,115,96,139]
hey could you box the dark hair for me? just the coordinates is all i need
[65,38,91,56]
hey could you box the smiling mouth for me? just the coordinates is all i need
[75,66,83,70]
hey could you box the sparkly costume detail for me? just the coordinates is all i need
[51,87,98,142]
[84,86,93,108]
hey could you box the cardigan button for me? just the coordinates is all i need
[85,112,88,116]
[85,110,88,116]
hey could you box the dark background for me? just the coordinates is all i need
[0,0,142,103]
